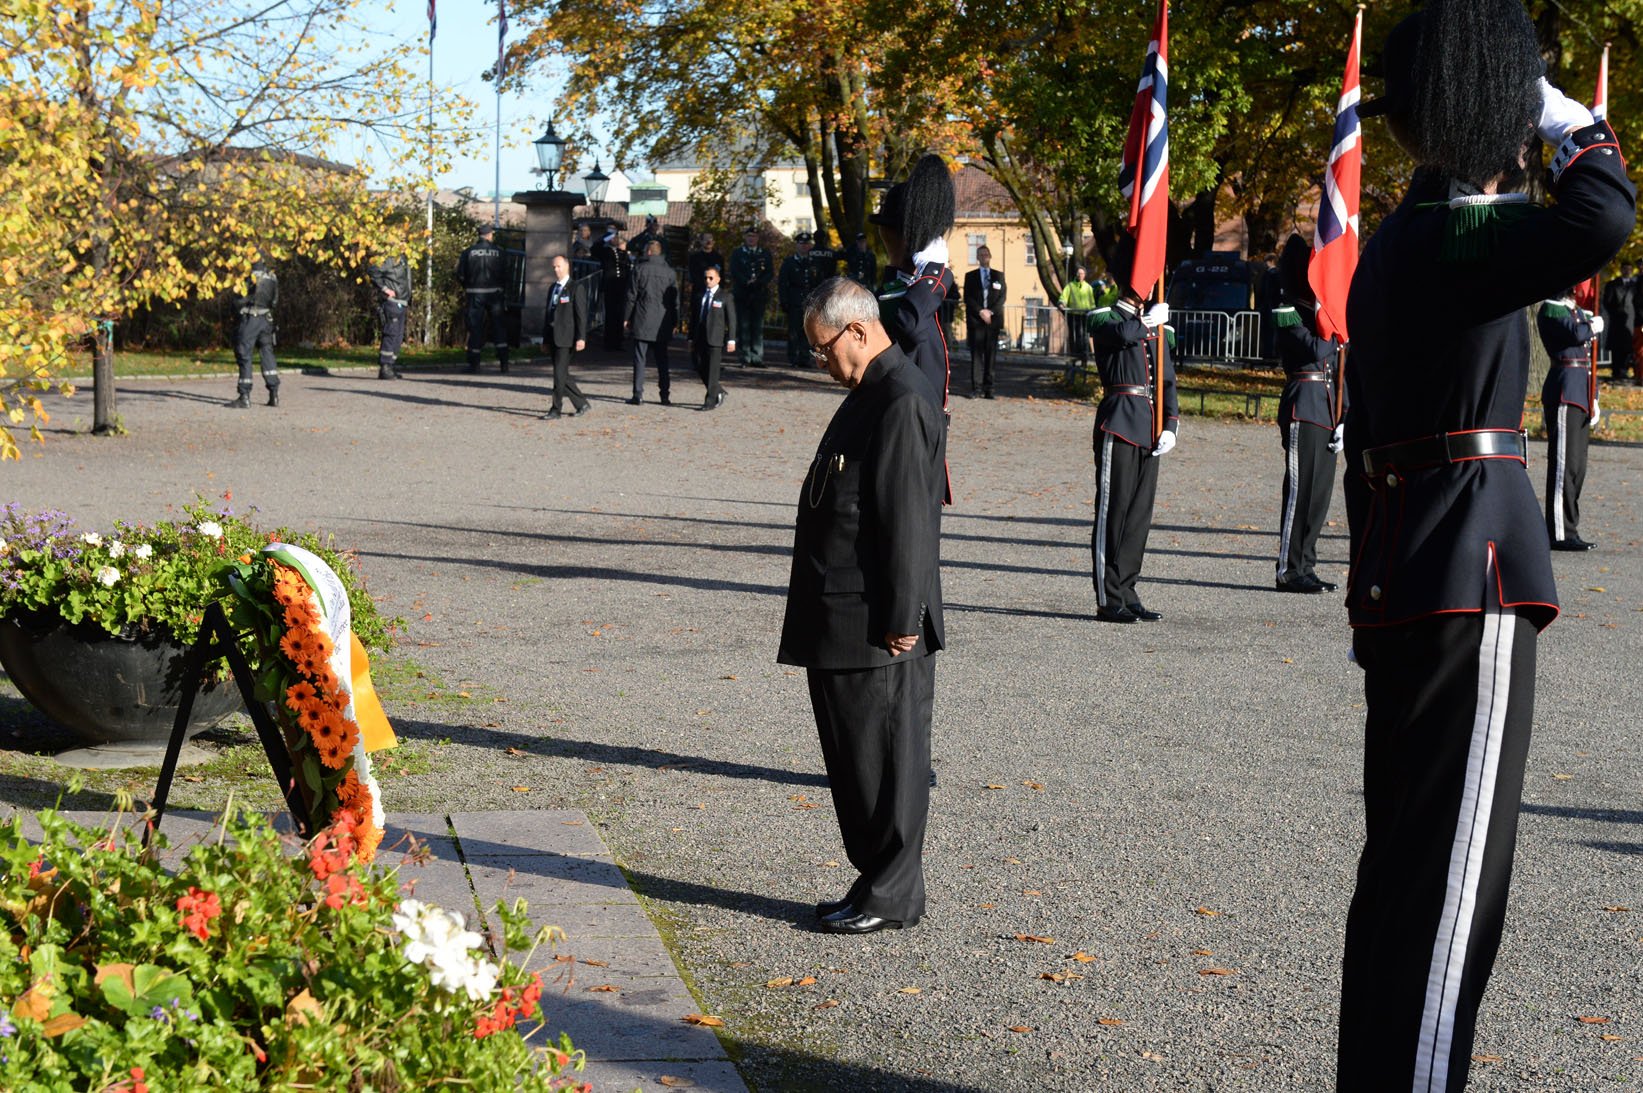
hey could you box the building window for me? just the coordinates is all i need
[1023,236,1037,266]
[1022,296,1045,330]
[796,217,814,233]
[795,180,812,197]
[966,233,988,266]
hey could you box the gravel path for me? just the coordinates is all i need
[5,349,1639,1091]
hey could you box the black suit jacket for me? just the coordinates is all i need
[778,345,945,670]
[626,256,678,341]
[689,288,736,347]
[963,268,1005,334]
[545,280,587,349]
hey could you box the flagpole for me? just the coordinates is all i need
[424,20,435,345]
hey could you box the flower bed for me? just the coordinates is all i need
[0,810,586,1091]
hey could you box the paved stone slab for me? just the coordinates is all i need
[450,810,611,857]
[576,1059,747,1092]
[540,934,680,979]
[536,983,727,1063]
[466,854,635,905]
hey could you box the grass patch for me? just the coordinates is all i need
[66,345,471,379]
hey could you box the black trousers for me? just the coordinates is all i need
[550,345,588,414]
[1609,328,1633,381]
[807,654,934,923]
[968,330,997,395]
[691,339,723,401]
[632,337,670,401]
[601,281,625,350]
[1091,431,1159,609]
[1340,603,1536,1093]
[734,292,765,365]
[786,308,808,366]
[1544,402,1590,541]
[1276,419,1336,581]
[378,301,407,371]
[234,314,278,393]
[464,293,508,368]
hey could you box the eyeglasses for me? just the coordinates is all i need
[809,324,853,364]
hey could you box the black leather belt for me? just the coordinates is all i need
[1361,429,1525,476]
[1294,373,1330,382]
[1108,384,1149,395]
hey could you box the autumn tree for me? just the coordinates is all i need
[0,0,471,458]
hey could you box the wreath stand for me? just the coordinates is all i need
[146,601,310,846]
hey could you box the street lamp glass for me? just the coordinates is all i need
[584,161,610,205]
[533,121,565,175]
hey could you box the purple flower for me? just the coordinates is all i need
[0,1012,14,1037]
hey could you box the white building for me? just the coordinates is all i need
[650,154,821,238]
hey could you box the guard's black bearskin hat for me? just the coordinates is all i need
[1386,0,1542,190]
[1278,234,1314,305]
[900,154,955,254]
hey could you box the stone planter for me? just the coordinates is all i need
[0,613,242,750]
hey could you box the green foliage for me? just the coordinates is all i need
[0,499,396,651]
[0,810,581,1091]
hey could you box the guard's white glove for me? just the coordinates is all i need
[1591,399,1601,429]
[1329,424,1345,453]
[1589,314,1606,335]
[1537,77,1595,144]
[911,236,949,271]
[1151,429,1176,457]
[1142,303,1170,329]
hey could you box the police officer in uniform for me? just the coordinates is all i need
[368,250,411,380]
[1537,292,1603,549]
[846,232,878,288]
[779,232,831,365]
[1087,235,1176,623]
[228,257,280,408]
[592,229,631,351]
[728,227,773,367]
[456,223,508,373]
[1338,6,1634,1090]
[1271,234,1344,592]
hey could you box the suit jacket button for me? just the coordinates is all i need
[1385,472,1399,488]
[1368,585,1383,601]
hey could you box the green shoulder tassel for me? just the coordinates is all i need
[1437,201,1539,263]
[1272,306,1302,329]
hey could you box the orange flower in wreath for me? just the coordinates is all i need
[294,702,327,737]
[278,629,307,664]
[285,680,317,707]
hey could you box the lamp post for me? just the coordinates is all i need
[1062,241,1075,289]
[532,119,566,191]
[583,160,610,219]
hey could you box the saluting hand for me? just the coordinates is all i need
[884,632,918,656]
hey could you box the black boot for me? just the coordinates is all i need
[498,352,510,374]
[226,391,251,409]
[266,388,280,408]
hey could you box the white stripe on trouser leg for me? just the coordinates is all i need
[1412,555,1515,1093]
[1553,405,1568,541]
[1095,432,1114,606]
[1277,421,1301,578]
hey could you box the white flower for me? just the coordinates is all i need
[0,538,7,555]
[95,566,120,587]
[108,541,125,559]
[195,521,222,539]
[80,532,103,547]
[392,900,496,999]
[132,543,153,560]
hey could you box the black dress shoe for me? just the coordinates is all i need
[575,403,592,416]
[815,897,852,919]
[1276,576,1325,594]
[1096,605,1139,623]
[818,906,914,934]
[983,391,995,400]
[543,408,563,420]
[625,397,642,406]
[1551,537,1596,551]
[659,393,671,406]
[1127,603,1163,621]
[1306,574,1339,592]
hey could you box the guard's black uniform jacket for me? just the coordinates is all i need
[1344,121,1635,630]
[778,344,945,669]
[1536,300,1595,412]
[1273,305,1342,429]
[1088,301,1179,448]
[877,264,955,413]
[456,240,503,293]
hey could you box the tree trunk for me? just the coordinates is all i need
[800,141,829,245]
[978,131,1066,298]
[817,112,848,246]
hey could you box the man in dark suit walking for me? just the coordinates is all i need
[625,240,678,405]
[778,276,945,935]
[963,245,1005,398]
[689,265,736,410]
[542,254,591,420]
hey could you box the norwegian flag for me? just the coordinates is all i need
[427,0,435,41]
[1307,9,1362,343]
[496,0,508,80]
[1117,0,1169,295]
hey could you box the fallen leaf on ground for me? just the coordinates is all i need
[1022,781,1044,790]
[1007,1025,1034,1032]
[1602,906,1631,912]
[683,1014,725,1027]
[658,1077,696,1088]
[1195,906,1221,916]
[1471,1055,1502,1063]
[1601,1034,1622,1042]
[1553,773,1573,780]
[1199,968,1236,976]
[1579,1016,1611,1024]
[1142,1051,1165,1061]
[588,985,619,993]
[505,747,528,757]
[1192,949,1213,956]
[1070,952,1097,963]
[1003,857,1023,864]
[562,821,584,826]
[1039,972,1083,982]
[985,784,1006,790]
[815,999,840,1010]
[897,987,921,994]
[821,861,840,867]
[182,775,204,783]
[1023,890,1042,896]
[580,959,608,967]
[511,787,530,793]
[719,675,739,680]
[794,803,819,810]
[978,903,997,909]
[796,976,817,986]
[1015,935,1054,944]
[766,978,794,989]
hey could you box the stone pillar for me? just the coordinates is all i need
[512,190,581,343]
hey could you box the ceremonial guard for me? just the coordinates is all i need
[1087,235,1176,623]
[846,232,878,288]
[1339,5,1634,1090]
[542,253,591,420]
[592,228,631,351]
[228,257,280,408]
[1271,234,1343,592]
[689,265,736,410]
[779,277,944,935]
[456,223,509,373]
[367,250,411,380]
[728,228,773,366]
[869,155,956,427]
[779,232,831,364]
[1537,293,1603,549]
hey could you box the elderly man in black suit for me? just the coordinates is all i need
[963,245,1006,398]
[625,240,678,405]
[542,254,591,420]
[778,276,945,935]
[689,265,736,410]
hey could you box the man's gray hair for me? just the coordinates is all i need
[803,277,880,332]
